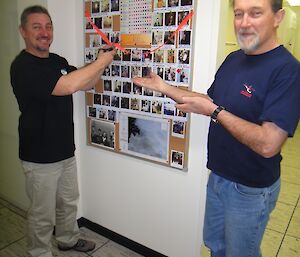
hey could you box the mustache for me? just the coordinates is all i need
[37,36,50,40]
[238,28,257,35]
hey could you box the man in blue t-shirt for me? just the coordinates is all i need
[10,5,115,257]
[133,0,300,256]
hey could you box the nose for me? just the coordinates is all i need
[240,14,251,28]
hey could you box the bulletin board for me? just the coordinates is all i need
[84,0,194,170]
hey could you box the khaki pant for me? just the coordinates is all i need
[21,157,80,257]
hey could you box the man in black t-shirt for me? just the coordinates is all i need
[10,5,114,257]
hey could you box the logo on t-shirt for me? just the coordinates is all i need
[61,68,68,75]
[241,83,255,98]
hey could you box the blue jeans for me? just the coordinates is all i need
[203,172,280,257]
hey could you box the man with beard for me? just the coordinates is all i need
[133,0,300,256]
[10,5,114,257]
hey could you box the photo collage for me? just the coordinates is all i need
[85,0,194,170]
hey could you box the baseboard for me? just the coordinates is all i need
[78,217,167,257]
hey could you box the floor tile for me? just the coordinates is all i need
[277,235,300,257]
[286,205,300,238]
[267,201,294,234]
[200,244,210,257]
[277,181,300,206]
[0,237,30,257]
[0,198,10,207]
[6,203,27,218]
[261,229,284,257]
[280,154,300,170]
[281,165,300,186]
[91,240,144,257]
[0,208,26,249]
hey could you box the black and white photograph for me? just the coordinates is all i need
[85,48,95,63]
[121,115,169,162]
[90,34,101,47]
[111,96,120,108]
[91,119,115,149]
[91,1,100,14]
[170,150,184,169]
[113,49,122,61]
[108,110,117,121]
[153,13,163,27]
[165,67,176,81]
[168,0,179,7]
[97,107,108,119]
[178,49,190,64]
[103,66,111,76]
[172,120,185,138]
[178,11,189,25]
[130,98,140,111]
[121,65,130,78]
[131,66,141,78]
[142,66,152,77]
[141,100,151,113]
[111,0,120,12]
[101,0,109,13]
[94,17,102,29]
[143,88,154,97]
[113,80,122,92]
[132,83,142,95]
[131,49,142,62]
[154,66,164,78]
[88,106,96,118]
[121,97,130,109]
[179,31,191,45]
[165,12,176,27]
[122,82,132,94]
[102,94,111,106]
[181,0,192,6]
[94,94,102,105]
[111,65,120,77]
[152,101,162,114]
[122,49,131,61]
[164,102,175,116]
[164,31,175,45]
[103,80,112,91]
[152,31,164,45]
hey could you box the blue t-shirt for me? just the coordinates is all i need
[207,45,300,187]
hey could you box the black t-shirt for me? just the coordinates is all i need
[10,50,76,163]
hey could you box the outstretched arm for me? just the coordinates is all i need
[132,72,210,103]
[52,47,115,96]
[177,96,288,158]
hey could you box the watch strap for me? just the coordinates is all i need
[210,106,225,123]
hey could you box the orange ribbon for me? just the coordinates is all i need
[85,9,194,53]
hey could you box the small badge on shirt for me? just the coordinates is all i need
[60,68,68,75]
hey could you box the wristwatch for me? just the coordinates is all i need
[210,106,225,123]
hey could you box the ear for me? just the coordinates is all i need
[274,8,285,28]
[19,25,26,38]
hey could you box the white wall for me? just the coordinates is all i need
[47,1,221,257]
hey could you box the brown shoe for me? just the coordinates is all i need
[58,239,96,252]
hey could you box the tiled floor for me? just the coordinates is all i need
[0,197,143,257]
[201,125,300,257]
